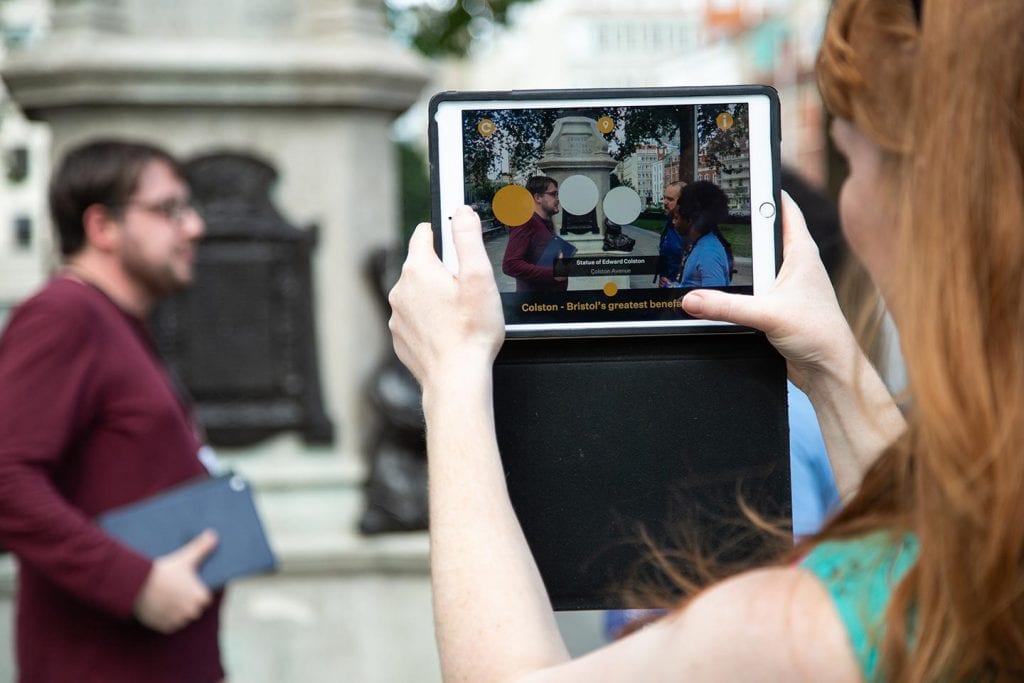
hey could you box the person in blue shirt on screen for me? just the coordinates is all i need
[669,181,734,288]
[655,181,688,287]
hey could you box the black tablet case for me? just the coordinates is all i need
[494,334,789,610]
[98,473,277,589]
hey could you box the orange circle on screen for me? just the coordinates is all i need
[477,118,496,136]
[603,282,619,296]
[492,185,535,227]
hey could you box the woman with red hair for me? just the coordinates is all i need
[388,1,1024,679]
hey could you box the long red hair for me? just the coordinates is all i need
[815,0,1024,679]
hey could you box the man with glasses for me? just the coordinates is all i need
[0,140,225,682]
[654,180,687,286]
[502,175,570,292]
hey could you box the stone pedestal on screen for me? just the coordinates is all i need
[536,117,617,248]
[536,116,627,291]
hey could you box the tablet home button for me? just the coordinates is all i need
[759,202,776,218]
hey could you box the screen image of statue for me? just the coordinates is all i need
[460,103,753,325]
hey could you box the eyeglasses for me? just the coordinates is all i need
[541,191,559,198]
[116,197,199,226]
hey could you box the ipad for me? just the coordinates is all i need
[429,86,782,338]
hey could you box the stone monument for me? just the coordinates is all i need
[537,116,630,291]
[536,116,618,250]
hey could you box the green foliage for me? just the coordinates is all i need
[633,217,665,234]
[397,140,431,243]
[718,223,751,258]
[696,104,749,172]
[615,106,687,160]
[461,108,560,197]
[461,106,687,201]
[388,0,539,58]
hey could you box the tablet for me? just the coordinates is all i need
[429,86,782,338]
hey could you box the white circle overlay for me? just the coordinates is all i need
[603,186,643,225]
[558,174,599,216]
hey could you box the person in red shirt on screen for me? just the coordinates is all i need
[501,175,569,292]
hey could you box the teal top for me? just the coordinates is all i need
[800,532,919,682]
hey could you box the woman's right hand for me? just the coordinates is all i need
[683,192,906,497]
[681,191,859,391]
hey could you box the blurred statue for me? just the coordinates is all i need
[359,246,429,534]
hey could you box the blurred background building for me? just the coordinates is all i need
[398,0,830,185]
[0,0,835,680]
[0,0,50,329]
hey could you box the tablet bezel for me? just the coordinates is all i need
[429,86,782,338]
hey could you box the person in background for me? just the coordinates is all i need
[0,139,224,682]
[779,166,846,537]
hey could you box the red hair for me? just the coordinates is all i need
[814,0,1024,679]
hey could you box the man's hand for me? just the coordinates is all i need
[554,250,568,282]
[134,529,218,634]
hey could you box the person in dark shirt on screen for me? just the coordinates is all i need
[502,175,569,292]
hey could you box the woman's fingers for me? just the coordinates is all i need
[389,208,504,385]
[681,289,773,330]
[449,206,490,275]
[406,222,436,261]
[779,190,820,261]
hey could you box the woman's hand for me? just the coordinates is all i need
[388,206,505,392]
[681,191,857,390]
[683,192,904,497]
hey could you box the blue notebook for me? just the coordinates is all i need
[539,235,577,270]
[98,473,277,589]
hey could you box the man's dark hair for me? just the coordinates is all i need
[49,139,183,256]
[526,175,557,198]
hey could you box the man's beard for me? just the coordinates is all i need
[121,246,191,302]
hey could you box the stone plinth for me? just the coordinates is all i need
[2,0,429,463]
[536,116,617,252]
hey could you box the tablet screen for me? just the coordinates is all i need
[431,88,780,336]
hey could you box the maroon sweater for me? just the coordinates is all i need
[501,213,569,292]
[0,277,223,683]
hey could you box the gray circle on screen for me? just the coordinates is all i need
[559,175,599,215]
[603,186,643,225]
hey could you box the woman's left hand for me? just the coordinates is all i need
[388,206,505,391]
